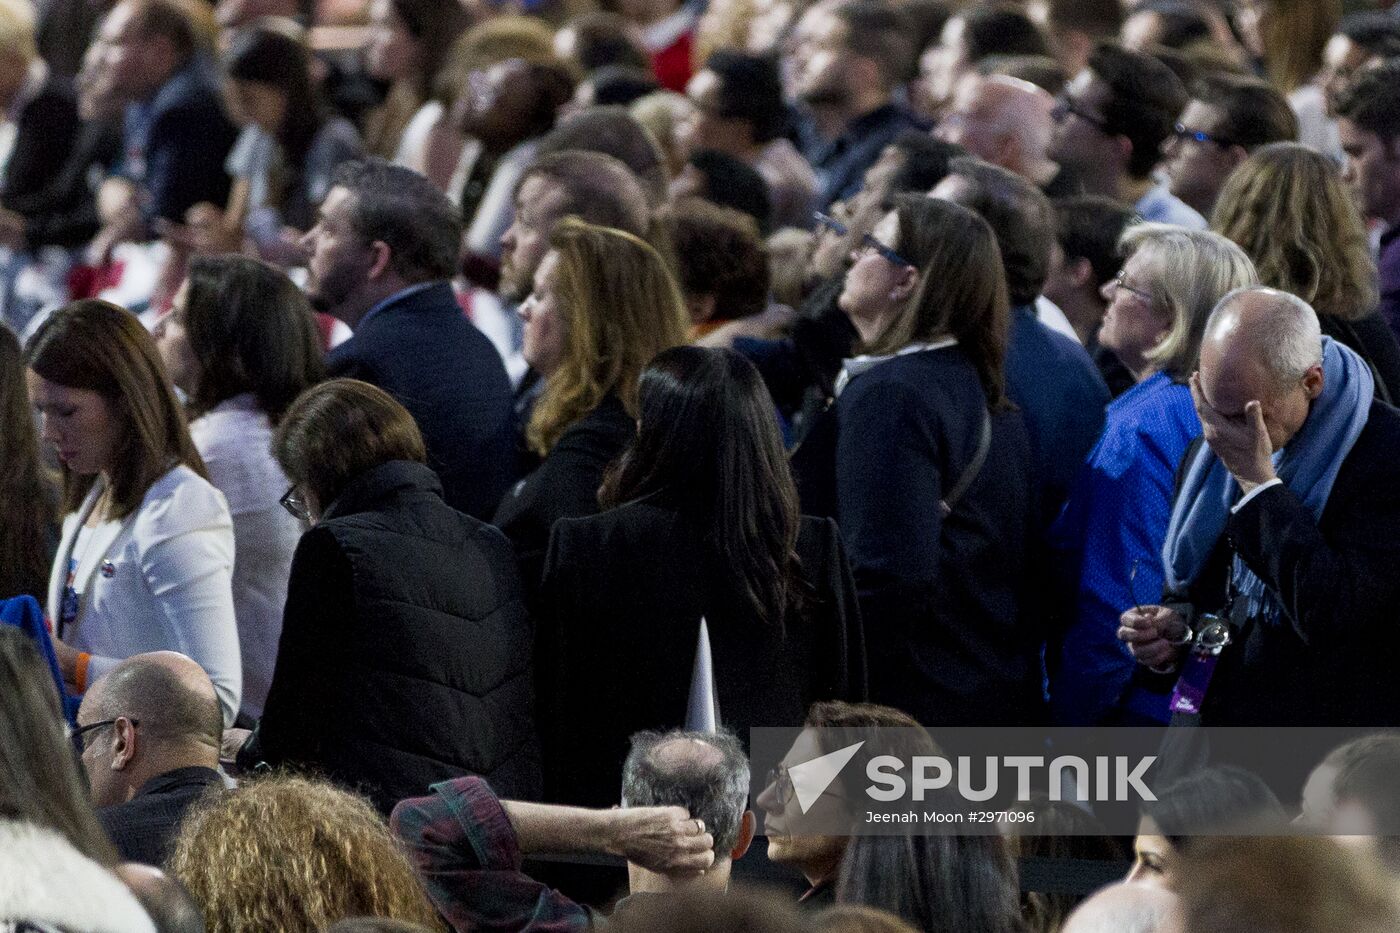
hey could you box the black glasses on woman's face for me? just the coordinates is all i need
[280,485,311,522]
[815,211,913,268]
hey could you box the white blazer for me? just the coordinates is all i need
[46,464,242,725]
[189,395,302,720]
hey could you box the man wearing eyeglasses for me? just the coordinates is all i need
[1047,42,1205,229]
[76,651,225,865]
[1162,74,1298,218]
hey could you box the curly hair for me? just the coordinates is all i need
[167,774,441,933]
[526,217,689,455]
[1211,142,1377,323]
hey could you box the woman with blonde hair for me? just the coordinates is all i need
[1211,141,1400,403]
[493,216,689,589]
[1234,0,1342,156]
[167,774,442,933]
[1051,225,1258,727]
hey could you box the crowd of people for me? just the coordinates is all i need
[4,0,1400,928]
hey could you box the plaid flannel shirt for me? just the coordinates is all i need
[390,777,596,933]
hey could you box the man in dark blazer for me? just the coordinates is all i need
[1122,288,1400,729]
[308,159,517,519]
[97,0,237,228]
[77,652,225,866]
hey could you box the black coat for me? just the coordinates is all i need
[97,766,223,865]
[256,461,540,813]
[493,394,633,593]
[1,73,79,212]
[799,346,1044,727]
[327,282,518,520]
[1165,400,1400,727]
[536,500,867,807]
[1321,312,1400,407]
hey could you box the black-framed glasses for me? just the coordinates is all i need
[815,211,914,268]
[1172,123,1236,149]
[280,485,311,522]
[71,717,138,751]
[765,765,850,807]
[1111,268,1153,302]
[1051,97,1112,134]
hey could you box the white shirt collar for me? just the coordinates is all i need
[835,337,958,396]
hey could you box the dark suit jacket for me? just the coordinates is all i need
[1005,304,1111,524]
[1165,400,1400,727]
[327,282,517,520]
[121,59,237,224]
[256,461,541,813]
[804,345,1043,727]
[536,500,867,807]
[1,72,79,211]
[97,766,223,865]
[8,116,121,249]
[1321,312,1400,407]
[493,394,633,594]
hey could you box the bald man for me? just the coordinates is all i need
[1063,882,1178,933]
[77,651,225,864]
[935,73,1080,196]
[1120,287,1400,728]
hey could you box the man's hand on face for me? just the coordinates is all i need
[606,806,716,876]
[1190,372,1276,493]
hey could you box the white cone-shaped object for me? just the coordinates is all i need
[685,618,721,733]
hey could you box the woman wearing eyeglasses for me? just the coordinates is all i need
[26,300,241,726]
[793,195,1040,728]
[232,379,540,813]
[154,255,324,722]
[1050,225,1257,727]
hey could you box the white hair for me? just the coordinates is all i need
[1207,286,1323,385]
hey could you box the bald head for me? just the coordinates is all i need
[1199,287,1324,452]
[88,652,222,749]
[1063,882,1179,933]
[1203,287,1323,388]
[936,74,1056,179]
[622,729,750,856]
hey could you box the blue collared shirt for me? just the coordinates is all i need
[1050,371,1201,725]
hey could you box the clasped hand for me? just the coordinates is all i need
[1118,605,1189,669]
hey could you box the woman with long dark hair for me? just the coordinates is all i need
[219,19,362,259]
[0,326,57,600]
[155,255,323,720]
[794,195,1039,727]
[26,300,240,725]
[535,346,866,807]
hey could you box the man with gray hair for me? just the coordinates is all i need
[1121,286,1400,727]
[391,729,755,930]
[76,651,225,865]
[935,74,1077,197]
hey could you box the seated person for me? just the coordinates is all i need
[77,651,225,865]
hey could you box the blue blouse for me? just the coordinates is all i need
[1050,371,1201,724]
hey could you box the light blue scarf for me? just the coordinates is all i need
[1162,337,1373,624]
